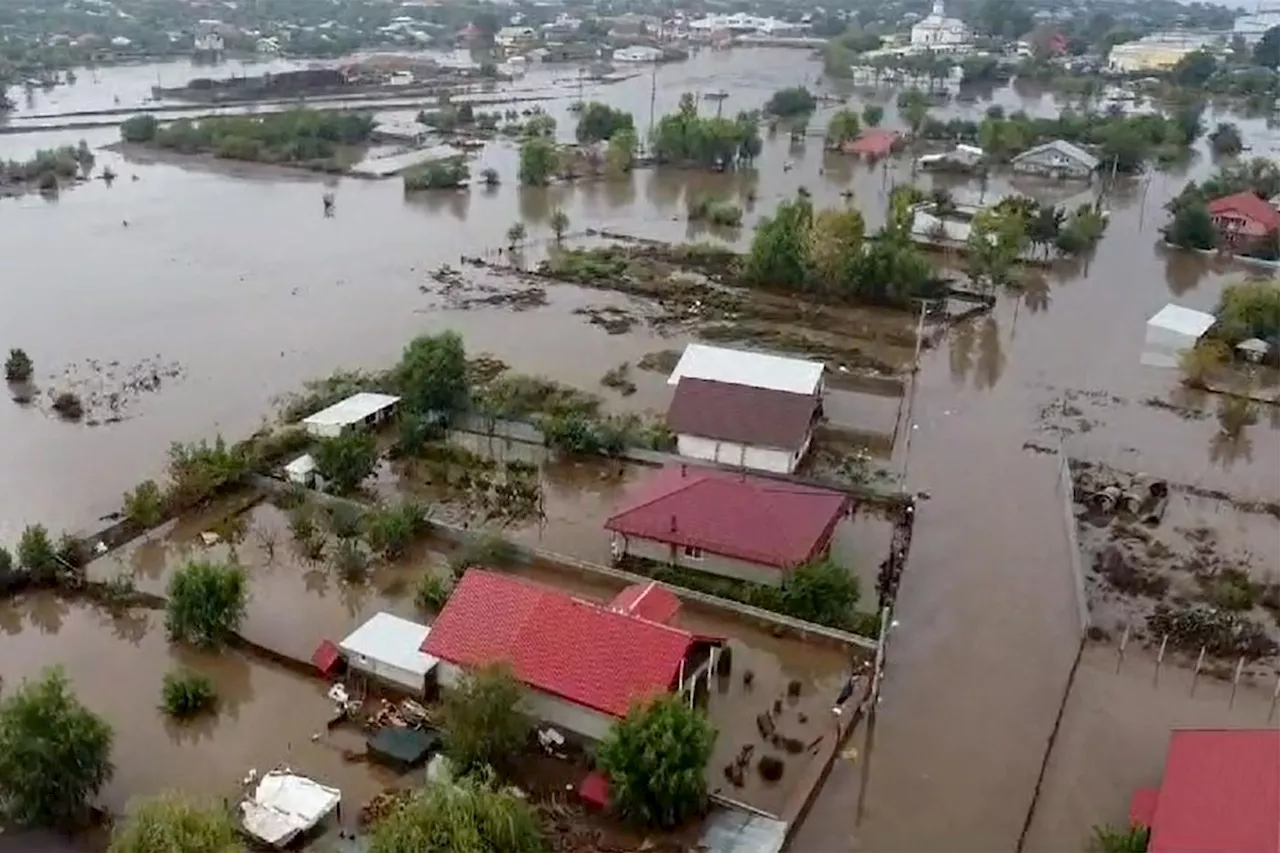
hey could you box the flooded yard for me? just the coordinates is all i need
[3,42,1280,852]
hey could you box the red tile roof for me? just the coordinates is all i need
[609,581,681,624]
[1140,729,1280,853]
[1207,192,1280,234]
[666,377,817,451]
[842,129,901,157]
[604,464,849,569]
[423,570,694,718]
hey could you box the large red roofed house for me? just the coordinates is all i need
[423,569,714,741]
[605,463,850,586]
[1206,191,1280,253]
[1129,729,1279,853]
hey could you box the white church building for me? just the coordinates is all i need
[910,0,972,51]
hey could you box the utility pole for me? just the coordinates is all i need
[646,63,658,151]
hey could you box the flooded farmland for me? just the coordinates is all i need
[3,44,1280,851]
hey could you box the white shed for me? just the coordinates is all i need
[339,612,438,695]
[1142,304,1216,368]
[302,392,400,438]
[667,343,825,395]
[284,454,317,486]
[240,771,341,848]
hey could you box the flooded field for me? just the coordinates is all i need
[0,594,398,814]
[3,44,1280,850]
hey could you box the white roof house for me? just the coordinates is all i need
[339,612,438,693]
[301,392,400,438]
[240,771,341,848]
[1142,303,1216,368]
[667,344,824,395]
[283,454,317,486]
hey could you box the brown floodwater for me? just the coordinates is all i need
[0,593,399,815]
[4,46,1280,850]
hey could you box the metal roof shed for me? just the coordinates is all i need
[667,344,824,395]
[1142,304,1216,368]
[302,392,400,438]
[339,612,438,694]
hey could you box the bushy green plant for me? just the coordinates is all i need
[109,794,239,853]
[597,695,716,828]
[4,348,33,382]
[331,538,369,580]
[164,560,248,648]
[440,664,529,775]
[160,669,217,719]
[364,502,428,559]
[369,778,543,853]
[17,524,58,582]
[123,480,165,528]
[312,430,379,495]
[415,572,453,612]
[1090,823,1150,853]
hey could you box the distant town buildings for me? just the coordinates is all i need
[910,0,972,51]
[1107,33,1212,73]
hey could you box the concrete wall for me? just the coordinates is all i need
[438,661,615,740]
[620,535,786,587]
[676,434,799,475]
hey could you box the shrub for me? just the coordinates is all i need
[778,559,861,629]
[364,502,428,559]
[165,560,248,648]
[415,572,453,612]
[1216,280,1280,344]
[1090,824,1150,853]
[369,778,543,853]
[165,437,250,511]
[52,391,84,421]
[120,114,159,144]
[0,667,114,827]
[402,157,470,191]
[326,502,365,539]
[18,524,58,582]
[447,534,519,579]
[331,538,369,581]
[597,695,716,828]
[108,794,239,853]
[56,534,87,570]
[4,348,33,382]
[123,480,165,528]
[312,431,379,495]
[160,669,217,719]
[440,664,529,775]
[481,166,500,186]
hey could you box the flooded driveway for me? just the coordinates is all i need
[3,46,1279,850]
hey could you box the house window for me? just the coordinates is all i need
[683,545,704,560]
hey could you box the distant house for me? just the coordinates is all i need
[1141,303,1215,369]
[1206,191,1280,253]
[423,569,718,741]
[496,26,537,46]
[1130,729,1279,853]
[841,129,902,158]
[1009,140,1099,180]
[605,464,850,586]
[301,392,400,438]
[665,344,824,474]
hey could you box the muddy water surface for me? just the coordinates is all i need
[4,46,1280,850]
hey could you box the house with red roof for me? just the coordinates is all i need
[841,129,903,158]
[605,464,850,586]
[423,569,716,741]
[1207,191,1280,254]
[1129,728,1279,853]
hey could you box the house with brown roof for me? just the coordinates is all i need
[665,344,824,474]
[1206,191,1280,254]
[423,569,718,741]
[605,464,850,586]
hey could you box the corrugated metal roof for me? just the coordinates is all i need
[1147,304,1215,338]
[302,392,400,428]
[666,377,817,451]
[667,344,824,395]
[339,612,438,677]
[699,807,787,853]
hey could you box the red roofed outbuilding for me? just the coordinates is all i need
[605,464,850,586]
[424,569,710,740]
[1130,729,1280,853]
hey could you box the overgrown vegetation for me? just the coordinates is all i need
[369,777,544,853]
[402,157,469,191]
[123,479,165,528]
[1213,281,1280,346]
[363,501,428,559]
[518,136,558,186]
[164,559,248,648]
[575,101,634,144]
[763,86,816,118]
[159,669,217,719]
[1090,823,1150,853]
[439,664,530,776]
[686,193,743,227]
[597,695,716,829]
[17,523,59,584]
[0,667,114,828]
[650,93,761,170]
[120,109,375,169]
[313,430,379,494]
[0,141,94,192]
[108,794,240,853]
[415,572,454,611]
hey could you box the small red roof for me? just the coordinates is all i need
[1141,729,1280,853]
[311,639,342,676]
[423,570,694,718]
[578,770,610,810]
[1207,192,1280,233]
[843,129,901,157]
[605,464,849,569]
[609,581,681,624]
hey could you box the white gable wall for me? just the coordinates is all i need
[676,434,808,474]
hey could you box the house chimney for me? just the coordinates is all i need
[670,514,677,533]
[681,463,687,477]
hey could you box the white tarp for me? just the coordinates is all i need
[240,771,341,848]
[1142,304,1215,368]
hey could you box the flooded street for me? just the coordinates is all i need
[3,45,1279,850]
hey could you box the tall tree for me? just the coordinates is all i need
[0,668,114,827]
[743,196,813,288]
[396,331,468,418]
[807,208,866,295]
[1254,26,1280,69]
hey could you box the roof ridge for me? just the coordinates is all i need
[605,471,709,523]
[567,592,693,639]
